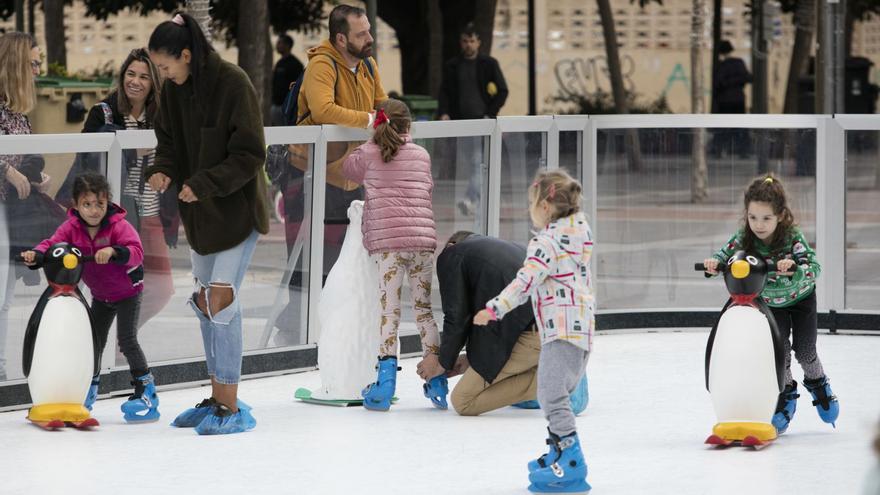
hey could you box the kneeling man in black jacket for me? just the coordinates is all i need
[416,231,538,415]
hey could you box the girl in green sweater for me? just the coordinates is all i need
[703,174,839,435]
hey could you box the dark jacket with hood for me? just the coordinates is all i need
[438,53,509,119]
[147,52,269,255]
[436,234,535,383]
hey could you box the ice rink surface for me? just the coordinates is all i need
[1,330,878,495]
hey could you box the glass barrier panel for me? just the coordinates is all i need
[2,151,105,383]
[844,130,880,311]
[595,128,817,310]
[559,130,585,205]
[499,132,547,242]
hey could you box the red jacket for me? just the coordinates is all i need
[34,204,144,303]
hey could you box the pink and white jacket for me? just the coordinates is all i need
[486,212,595,352]
[342,135,437,255]
[34,204,144,303]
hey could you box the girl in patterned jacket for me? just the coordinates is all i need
[474,169,594,493]
[702,174,839,435]
[342,98,445,412]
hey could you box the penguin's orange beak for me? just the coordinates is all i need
[730,259,750,279]
[62,253,78,270]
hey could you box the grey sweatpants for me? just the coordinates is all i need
[537,339,590,437]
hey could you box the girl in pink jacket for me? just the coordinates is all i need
[342,99,445,412]
[22,173,159,422]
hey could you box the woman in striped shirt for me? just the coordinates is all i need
[81,48,178,330]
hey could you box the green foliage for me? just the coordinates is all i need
[210,0,324,46]
[545,90,671,115]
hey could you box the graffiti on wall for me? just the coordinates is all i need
[554,55,637,97]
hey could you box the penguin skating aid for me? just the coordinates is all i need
[697,251,787,449]
[21,243,101,429]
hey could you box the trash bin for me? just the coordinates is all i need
[30,76,113,134]
[399,94,438,122]
[845,57,878,114]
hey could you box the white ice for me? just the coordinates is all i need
[1,330,878,495]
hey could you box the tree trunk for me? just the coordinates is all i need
[15,0,24,32]
[186,0,213,45]
[473,0,498,55]
[377,0,432,94]
[783,0,816,114]
[43,0,66,75]
[691,0,708,203]
[237,0,269,124]
[428,0,443,98]
[710,0,722,113]
[844,5,855,59]
[27,0,35,34]
[596,0,642,171]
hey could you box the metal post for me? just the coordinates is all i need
[366,0,378,61]
[527,0,536,115]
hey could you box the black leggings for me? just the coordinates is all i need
[769,291,826,385]
[91,292,148,378]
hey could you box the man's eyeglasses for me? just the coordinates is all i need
[30,60,41,70]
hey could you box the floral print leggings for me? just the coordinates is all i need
[376,251,440,358]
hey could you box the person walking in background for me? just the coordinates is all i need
[0,32,45,382]
[711,40,752,158]
[79,48,178,330]
[147,12,269,435]
[270,34,304,126]
[437,23,508,217]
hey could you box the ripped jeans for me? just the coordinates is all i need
[188,230,259,385]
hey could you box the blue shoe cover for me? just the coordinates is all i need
[362,357,398,411]
[121,373,160,423]
[804,376,840,427]
[569,374,589,416]
[84,377,100,411]
[528,431,590,492]
[512,400,541,409]
[172,398,252,427]
[771,381,799,435]
[194,403,257,435]
[423,374,449,410]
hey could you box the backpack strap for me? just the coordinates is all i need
[98,102,114,126]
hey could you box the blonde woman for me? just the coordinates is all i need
[0,32,43,381]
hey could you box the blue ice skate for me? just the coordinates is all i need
[121,372,160,423]
[194,403,257,435]
[171,398,252,427]
[362,356,399,411]
[512,399,541,409]
[803,375,839,427]
[423,374,449,410]
[528,431,591,493]
[83,377,100,411]
[771,381,799,435]
[569,374,589,416]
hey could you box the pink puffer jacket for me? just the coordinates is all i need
[342,135,437,255]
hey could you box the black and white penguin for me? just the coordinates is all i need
[21,242,99,427]
[701,250,786,447]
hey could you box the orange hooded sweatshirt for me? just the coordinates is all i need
[296,40,387,128]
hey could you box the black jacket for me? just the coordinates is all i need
[714,57,752,106]
[437,235,535,383]
[437,54,509,119]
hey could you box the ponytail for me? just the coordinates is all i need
[372,99,411,163]
[148,12,214,88]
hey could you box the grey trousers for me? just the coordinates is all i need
[537,339,590,437]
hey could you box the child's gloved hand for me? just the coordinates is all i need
[703,258,719,275]
[94,247,116,264]
[777,259,795,276]
[20,250,37,266]
[473,309,495,326]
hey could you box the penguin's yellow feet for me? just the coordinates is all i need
[710,422,777,443]
[28,403,91,423]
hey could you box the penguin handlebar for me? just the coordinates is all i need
[694,262,727,273]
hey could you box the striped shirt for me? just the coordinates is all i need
[122,114,160,217]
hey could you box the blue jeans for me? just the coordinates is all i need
[188,230,259,385]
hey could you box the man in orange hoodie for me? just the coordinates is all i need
[275,4,388,345]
